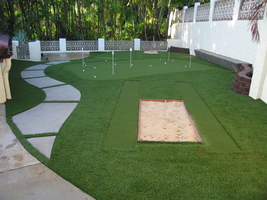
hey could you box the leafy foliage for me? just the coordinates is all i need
[13,29,27,45]
[0,0,208,41]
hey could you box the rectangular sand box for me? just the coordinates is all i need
[138,99,201,142]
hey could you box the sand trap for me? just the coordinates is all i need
[138,99,201,142]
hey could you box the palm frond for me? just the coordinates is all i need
[249,0,266,42]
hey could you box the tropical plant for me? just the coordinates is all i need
[0,0,208,41]
[242,0,267,42]
[13,30,27,45]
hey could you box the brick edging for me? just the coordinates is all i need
[231,64,252,95]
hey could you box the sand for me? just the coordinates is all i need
[138,100,201,142]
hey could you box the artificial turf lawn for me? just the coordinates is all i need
[102,79,239,151]
[6,54,267,199]
[64,51,214,80]
[67,51,239,151]
[178,82,240,152]
[103,80,140,149]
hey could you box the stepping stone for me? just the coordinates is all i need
[21,70,46,78]
[46,60,70,65]
[43,85,81,101]
[24,77,65,88]
[27,136,56,158]
[12,103,78,135]
[24,64,51,70]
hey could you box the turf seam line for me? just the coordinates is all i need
[105,81,125,132]
[178,82,240,152]
[189,83,242,151]
[102,80,140,149]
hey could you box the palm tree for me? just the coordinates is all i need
[245,0,267,42]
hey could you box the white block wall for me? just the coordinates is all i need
[168,0,267,103]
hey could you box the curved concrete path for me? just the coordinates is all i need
[13,61,80,158]
[0,60,95,199]
[0,104,94,200]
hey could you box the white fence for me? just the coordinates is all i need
[12,38,168,61]
[168,0,267,103]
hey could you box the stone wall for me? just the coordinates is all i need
[194,49,246,71]
[169,46,189,54]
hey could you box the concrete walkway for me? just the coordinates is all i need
[13,61,80,158]
[0,60,95,200]
[0,104,94,200]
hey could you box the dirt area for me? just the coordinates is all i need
[138,100,201,142]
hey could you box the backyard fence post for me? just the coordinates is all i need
[134,38,140,50]
[168,11,175,37]
[182,6,188,23]
[233,0,241,22]
[98,38,105,51]
[209,0,217,22]
[130,48,132,68]
[12,41,19,59]
[29,41,41,61]
[59,38,66,52]
[194,2,201,23]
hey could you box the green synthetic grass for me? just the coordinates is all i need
[5,53,267,199]
[101,78,240,151]
[178,82,240,152]
[103,80,140,149]
[5,60,46,116]
[64,51,215,80]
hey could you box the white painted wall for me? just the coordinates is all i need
[168,0,267,103]
[177,21,260,65]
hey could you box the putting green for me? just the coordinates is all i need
[64,51,217,80]
[60,51,240,151]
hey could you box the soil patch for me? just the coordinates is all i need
[138,99,201,142]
